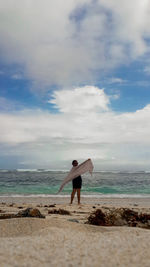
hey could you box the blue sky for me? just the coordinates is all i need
[0,0,150,170]
[1,60,150,113]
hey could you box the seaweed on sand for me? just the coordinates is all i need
[0,208,45,219]
[48,208,71,215]
[86,208,150,229]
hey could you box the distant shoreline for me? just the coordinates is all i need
[0,194,150,198]
[0,169,150,173]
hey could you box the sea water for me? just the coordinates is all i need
[0,169,150,197]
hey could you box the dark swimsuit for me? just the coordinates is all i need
[72,175,82,189]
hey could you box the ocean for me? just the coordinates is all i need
[0,169,150,198]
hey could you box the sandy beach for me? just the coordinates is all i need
[0,196,150,267]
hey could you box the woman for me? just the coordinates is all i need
[70,160,82,205]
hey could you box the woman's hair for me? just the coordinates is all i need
[72,160,77,166]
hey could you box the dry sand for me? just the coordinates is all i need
[0,196,150,267]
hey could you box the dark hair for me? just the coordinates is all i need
[72,160,77,166]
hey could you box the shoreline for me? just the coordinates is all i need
[1,193,150,197]
[0,195,150,207]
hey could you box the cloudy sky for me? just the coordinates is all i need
[0,0,150,170]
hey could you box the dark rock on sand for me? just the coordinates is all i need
[0,208,45,219]
[9,203,14,207]
[87,208,150,229]
[0,214,16,220]
[44,204,56,208]
[48,209,71,215]
[87,209,107,226]
[68,219,79,223]
[17,208,45,218]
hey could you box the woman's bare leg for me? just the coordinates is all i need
[77,189,81,204]
[70,189,76,204]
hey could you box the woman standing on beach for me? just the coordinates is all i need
[70,160,82,205]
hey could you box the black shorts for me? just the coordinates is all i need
[72,176,82,189]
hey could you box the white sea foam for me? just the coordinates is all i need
[6,169,69,173]
[0,169,149,173]
[0,194,150,198]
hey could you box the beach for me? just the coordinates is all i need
[0,196,150,267]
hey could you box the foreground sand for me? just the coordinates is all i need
[0,196,150,267]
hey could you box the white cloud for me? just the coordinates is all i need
[49,86,110,114]
[144,66,150,75]
[0,86,150,169]
[11,73,23,80]
[0,0,150,88]
[99,0,150,57]
[0,97,16,111]
[108,78,126,84]
[0,97,23,112]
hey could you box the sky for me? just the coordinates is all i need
[0,0,150,170]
